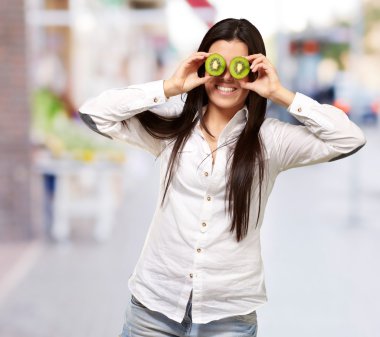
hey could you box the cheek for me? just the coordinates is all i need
[204,79,215,94]
[238,78,249,92]
[239,89,250,105]
[238,86,249,98]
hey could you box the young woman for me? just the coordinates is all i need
[79,18,365,337]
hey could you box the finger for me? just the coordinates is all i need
[197,75,213,86]
[196,51,211,57]
[249,55,265,63]
[239,81,251,90]
[247,54,274,70]
[245,53,266,62]
[250,57,272,71]
[187,52,211,62]
[251,61,273,74]
[184,54,210,69]
[180,57,207,74]
[193,51,211,57]
[185,56,206,65]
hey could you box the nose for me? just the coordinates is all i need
[221,66,233,81]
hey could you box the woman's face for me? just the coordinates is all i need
[204,39,250,115]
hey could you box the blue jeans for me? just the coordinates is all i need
[119,294,258,337]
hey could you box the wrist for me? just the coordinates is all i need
[268,86,295,108]
[164,79,181,98]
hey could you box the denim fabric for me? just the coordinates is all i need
[119,295,258,337]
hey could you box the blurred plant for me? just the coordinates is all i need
[100,0,126,6]
[320,42,350,70]
[31,88,125,163]
[364,2,380,32]
[364,1,380,54]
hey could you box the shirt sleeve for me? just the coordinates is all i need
[78,80,185,156]
[270,92,366,172]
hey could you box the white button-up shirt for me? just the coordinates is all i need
[79,80,365,324]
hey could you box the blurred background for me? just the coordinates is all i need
[0,0,379,336]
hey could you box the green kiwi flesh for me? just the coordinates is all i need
[230,57,250,79]
[205,53,226,76]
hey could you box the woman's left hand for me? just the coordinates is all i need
[239,54,280,98]
[240,54,295,107]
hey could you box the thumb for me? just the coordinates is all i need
[239,81,249,89]
[239,81,254,91]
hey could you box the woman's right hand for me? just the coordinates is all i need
[164,52,211,98]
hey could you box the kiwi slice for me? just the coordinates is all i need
[205,53,226,76]
[229,56,250,79]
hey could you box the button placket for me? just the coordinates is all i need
[192,231,207,285]
[196,136,212,188]
[189,272,200,279]
[200,187,213,233]
[199,219,209,234]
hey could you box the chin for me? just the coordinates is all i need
[208,93,247,112]
[211,101,245,115]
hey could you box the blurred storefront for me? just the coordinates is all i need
[272,1,380,125]
[0,0,216,243]
[6,0,377,242]
[25,0,172,242]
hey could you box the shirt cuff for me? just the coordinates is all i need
[287,92,315,116]
[129,80,168,107]
[287,92,334,130]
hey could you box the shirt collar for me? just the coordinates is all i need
[195,105,248,143]
[219,106,248,142]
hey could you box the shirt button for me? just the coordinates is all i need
[189,273,193,278]
[153,97,159,103]
[202,222,207,227]
[197,248,202,253]
[204,171,209,177]
[297,107,302,112]
[206,195,211,201]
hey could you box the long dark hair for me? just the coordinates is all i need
[136,18,267,241]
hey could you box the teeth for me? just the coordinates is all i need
[216,86,236,93]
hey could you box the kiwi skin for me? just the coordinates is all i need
[205,53,226,76]
[229,56,250,79]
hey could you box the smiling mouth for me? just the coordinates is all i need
[215,85,237,93]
